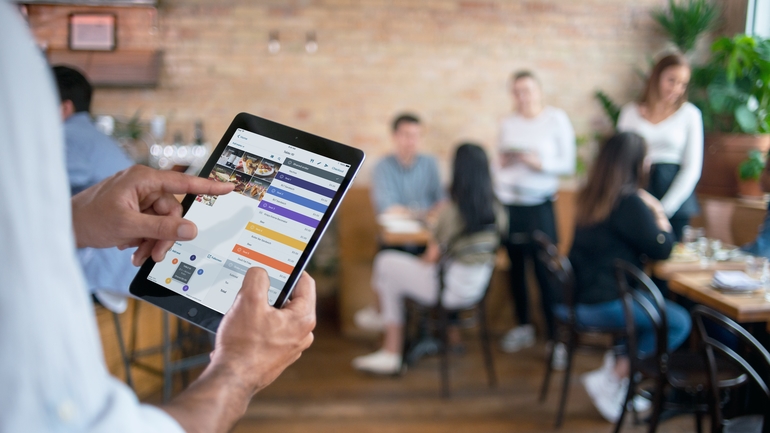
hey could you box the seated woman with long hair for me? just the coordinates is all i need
[352,143,507,375]
[565,132,691,422]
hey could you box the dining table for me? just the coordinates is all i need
[377,217,431,248]
[667,271,770,323]
[653,250,770,329]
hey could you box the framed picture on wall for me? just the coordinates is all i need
[68,13,116,51]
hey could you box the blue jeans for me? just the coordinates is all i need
[555,299,692,356]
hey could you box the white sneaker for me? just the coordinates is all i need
[352,349,402,375]
[500,324,536,353]
[580,366,628,423]
[548,342,568,371]
[631,394,652,412]
[354,306,385,332]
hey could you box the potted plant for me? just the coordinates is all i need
[737,150,766,197]
[692,34,770,197]
[651,0,719,55]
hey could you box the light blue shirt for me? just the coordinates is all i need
[65,112,134,195]
[0,5,183,431]
[370,154,444,214]
[64,112,137,297]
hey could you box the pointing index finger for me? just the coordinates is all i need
[146,170,235,197]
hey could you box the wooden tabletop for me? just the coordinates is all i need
[653,259,746,280]
[667,271,770,323]
[378,224,431,247]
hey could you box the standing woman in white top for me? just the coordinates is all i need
[617,53,704,240]
[494,71,576,355]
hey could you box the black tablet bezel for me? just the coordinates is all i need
[130,112,365,332]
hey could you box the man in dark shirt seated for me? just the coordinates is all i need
[53,65,136,312]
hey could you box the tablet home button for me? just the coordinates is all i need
[188,308,198,317]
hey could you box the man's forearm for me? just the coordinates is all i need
[162,364,254,433]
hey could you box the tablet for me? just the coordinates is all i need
[130,113,365,332]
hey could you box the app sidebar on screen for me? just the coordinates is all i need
[148,129,350,313]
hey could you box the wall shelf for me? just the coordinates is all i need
[47,49,162,88]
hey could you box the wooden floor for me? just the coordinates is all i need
[230,318,695,433]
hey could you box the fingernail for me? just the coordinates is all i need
[178,223,196,240]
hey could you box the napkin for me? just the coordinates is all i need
[712,271,762,292]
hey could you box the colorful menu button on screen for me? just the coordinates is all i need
[232,244,294,274]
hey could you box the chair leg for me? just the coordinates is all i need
[439,308,450,399]
[646,378,667,433]
[540,339,556,403]
[478,303,496,388]
[695,412,703,433]
[112,312,134,389]
[400,304,412,372]
[554,333,576,428]
[613,373,637,433]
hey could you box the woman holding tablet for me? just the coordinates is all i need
[617,53,703,241]
[352,143,507,375]
[494,71,576,364]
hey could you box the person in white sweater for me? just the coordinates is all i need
[493,71,576,361]
[617,53,704,241]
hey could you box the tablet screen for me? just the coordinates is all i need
[147,127,350,313]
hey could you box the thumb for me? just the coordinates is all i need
[130,213,198,241]
[235,267,271,311]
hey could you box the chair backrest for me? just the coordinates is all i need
[532,230,576,311]
[436,226,500,306]
[614,260,669,362]
[692,305,770,433]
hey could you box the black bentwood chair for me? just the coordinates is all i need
[532,231,627,428]
[400,232,499,398]
[692,305,770,433]
[613,261,747,433]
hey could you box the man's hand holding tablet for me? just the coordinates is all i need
[70,163,317,433]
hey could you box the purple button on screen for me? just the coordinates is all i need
[182,285,189,291]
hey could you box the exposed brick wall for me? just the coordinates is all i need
[28,0,671,183]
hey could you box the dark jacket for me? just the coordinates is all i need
[568,193,674,304]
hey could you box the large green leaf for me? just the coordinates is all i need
[735,104,759,134]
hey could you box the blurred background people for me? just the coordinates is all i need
[53,65,136,313]
[617,53,704,241]
[353,143,506,375]
[371,113,444,219]
[494,71,575,362]
[566,132,691,422]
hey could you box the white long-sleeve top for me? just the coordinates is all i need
[0,4,183,431]
[617,102,704,217]
[493,106,576,205]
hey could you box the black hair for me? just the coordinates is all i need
[450,143,497,234]
[391,113,421,132]
[52,65,92,113]
[576,132,647,226]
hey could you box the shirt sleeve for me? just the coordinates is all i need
[0,5,185,432]
[659,105,704,217]
[540,110,576,176]
[610,194,674,260]
[370,159,399,214]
